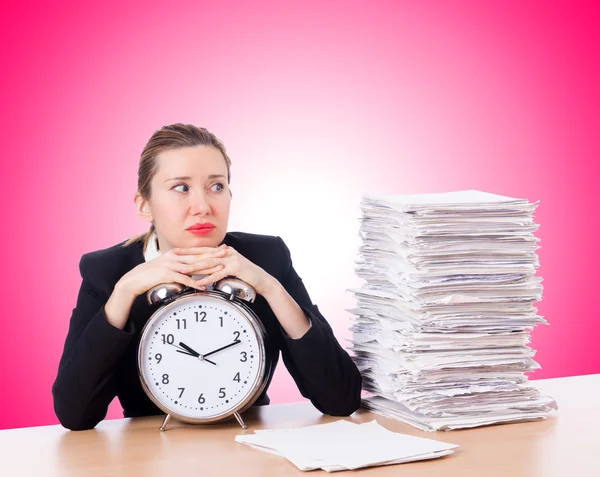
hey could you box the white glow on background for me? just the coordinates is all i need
[224,137,368,402]
[227,137,366,335]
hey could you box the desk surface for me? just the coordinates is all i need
[2,374,598,476]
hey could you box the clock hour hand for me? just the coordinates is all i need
[166,342,195,356]
[178,342,217,365]
[178,342,200,357]
[203,340,242,358]
[165,342,216,365]
[176,349,217,366]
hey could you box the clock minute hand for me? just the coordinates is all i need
[203,340,242,358]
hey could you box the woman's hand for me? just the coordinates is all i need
[173,245,310,339]
[117,245,228,299]
[172,245,277,296]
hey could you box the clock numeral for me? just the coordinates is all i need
[162,374,169,385]
[233,331,240,341]
[178,388,185,398]
[219,387,226,399]
[198,394,205,404]
[161,334,174,345]
[155,353,162,364]
[240,351,247,362]
[195,311,207,322]
[219,316,224,327]
[176,318,187,330]
[233,372,241,383]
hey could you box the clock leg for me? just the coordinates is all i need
[233,412,247,429]
[160,413,172,431]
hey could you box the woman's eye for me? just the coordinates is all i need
[173,184,189,192]
[211,182,224,192]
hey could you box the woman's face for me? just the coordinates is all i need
[136,145,231,251]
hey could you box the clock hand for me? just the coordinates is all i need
[178,342,200,357]
[203,340,242,358]
[178,342,217,365]
[176,349,198,357]
[165,342,216,365]
[165,341,195,356]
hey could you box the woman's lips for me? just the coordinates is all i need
[186,224,215,235]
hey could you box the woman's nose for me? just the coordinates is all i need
[190,194,211,215]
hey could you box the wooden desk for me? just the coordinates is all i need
[1,374,598,476]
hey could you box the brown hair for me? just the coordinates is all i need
[122,123,232,249]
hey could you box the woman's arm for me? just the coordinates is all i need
[260,276,311,339]
[264,237,363,416]
[52,254,135,430]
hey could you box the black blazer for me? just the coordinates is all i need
[52,231,362,430]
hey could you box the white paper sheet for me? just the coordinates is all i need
[235,420,458,471]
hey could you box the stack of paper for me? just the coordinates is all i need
[235,420,458,472]
[348,190,557,431]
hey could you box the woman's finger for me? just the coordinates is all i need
[173,244,228,255]
[175,248,226,260]
[196,269,229,287]
[180,257,227,274]
[172,249,227,267]
[190,264,224,277]
[171,246,221,254]
[165,257,207,274]
[166,270,199,290]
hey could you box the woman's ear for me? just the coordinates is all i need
[134,192,153,223]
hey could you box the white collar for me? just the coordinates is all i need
[143,231,161,262]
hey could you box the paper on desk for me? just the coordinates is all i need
[235,419,458,472]
[346,190,557,432]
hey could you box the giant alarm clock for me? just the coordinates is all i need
[137,278,271,431]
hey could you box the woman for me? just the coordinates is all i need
[52,123,362,430]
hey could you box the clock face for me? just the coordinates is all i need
[138,293,265,420]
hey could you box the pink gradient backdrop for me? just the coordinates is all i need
[1,1,598,430]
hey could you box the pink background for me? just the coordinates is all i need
[1,1,598,430]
